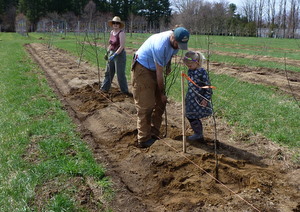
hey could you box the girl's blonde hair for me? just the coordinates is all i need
[183,51,206,64]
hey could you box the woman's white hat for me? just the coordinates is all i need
[108,16,125,29]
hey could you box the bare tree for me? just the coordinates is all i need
[287,0,299,37]
[242,0,256,22]
[211,2,228,35]
[265,0,277,37]
[257,0,265,36]
[172,0,196,13]
[282,0,287,37]
[128,13,147,34]
[172,0,205,32]
[61,12,78,32]
[84,0,97,32]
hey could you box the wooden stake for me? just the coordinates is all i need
[181,70,186,153]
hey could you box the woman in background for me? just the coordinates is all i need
[101,16,130,96]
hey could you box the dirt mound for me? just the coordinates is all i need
[213,50,300,67]
[210,62,300,100]
[26,43,300,211]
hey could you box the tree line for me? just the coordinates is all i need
[172,0,300,38]
[1,0,299,38]
[1,0,171,32]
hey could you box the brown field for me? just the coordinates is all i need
[26,43,300,212]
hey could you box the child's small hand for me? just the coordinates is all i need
[200,99,208,107]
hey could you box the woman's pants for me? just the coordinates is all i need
[101,50,128,93]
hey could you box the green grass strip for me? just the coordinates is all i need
[211,73,300,147]
[0,33,112,211]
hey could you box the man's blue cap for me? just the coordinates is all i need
[174,27,190,50]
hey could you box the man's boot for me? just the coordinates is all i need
[188,119,204,141]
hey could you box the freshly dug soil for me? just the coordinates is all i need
[26,43,300,212]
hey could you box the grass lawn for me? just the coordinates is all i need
[0,33,112,211]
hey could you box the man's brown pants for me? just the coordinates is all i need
[131,62,165,143]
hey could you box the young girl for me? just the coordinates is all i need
[183,51,213,141]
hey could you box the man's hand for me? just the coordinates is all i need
[166,60,172,75]
[161,94,168,105]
